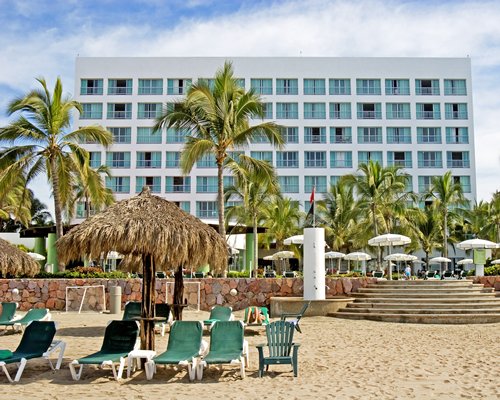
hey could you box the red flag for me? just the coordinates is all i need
[310,185,315,203]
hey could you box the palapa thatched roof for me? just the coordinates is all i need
[56,187,228,273]
[0,238,40,277]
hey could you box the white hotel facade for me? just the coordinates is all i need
[74,57,476,222]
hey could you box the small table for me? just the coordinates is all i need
[127,349,156,378]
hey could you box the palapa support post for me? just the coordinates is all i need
[173,266,185,321]
[141,254,156,351]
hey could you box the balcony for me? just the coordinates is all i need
[416,111,441,120]
[416,87,439,95]
[330,111,351,119]
[357,111,382,119]
[277,160,299,168]
[447,160,470,168]
[108,86,132,95]
[418,160,443,168]
[136,160,161,168]
[387,111,411,119]
[107,111,131,119]
[445,111,468,119]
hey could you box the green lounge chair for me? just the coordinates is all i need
[243,306,270,326]
[154,303,172,336]
[203,305,234,330]
[257,321,300,377]
[0,302,17,326]
[145,321,204,381]
[122,301,141,320]
[0,308,51,332]
[197,321,246,380]
[0,321,66,383]
[280,301,310,333]
[69,320,139,381]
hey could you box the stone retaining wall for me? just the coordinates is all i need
[473,276,500,291]
[0,277,376,312]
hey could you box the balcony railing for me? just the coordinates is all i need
[330,111,351,119]
[107,111,132,119]
[138,111,159,119]
[108,87,132,95]
[357,87,381,95]
[387,111,411,119]
[280,184,299,193]
[81,112,102,119]
[387,135,411,144]
[304,160,326,168]
[332,136,352,144]
[357,111,382,119]
[385,87,410,95]
[388,160,412,168]
[304,111,326,119]
[276,111,298,119]
[447,160,470,168]
[136,160,161,168]
[418,160,443,168]
[444,88,467,95]
[277,160,299,168]
[445,111,468,119]
[416,87,440,95]
[331,160,352,168]
[81,87,103,95]
[166,184,191,193]
[416,111,441,119]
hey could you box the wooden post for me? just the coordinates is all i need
[173,265,184,321]
[141,254,156,350]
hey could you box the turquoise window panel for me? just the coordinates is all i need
[107,103,132,119]
[166,128,188,143]
[138,79,163,95]
[330,176,341,187]
[276,151,299,168]
[167,79,192,95]
[250,151,273,163]
[105,152,131,168]
[417,151,442,168]
[444,79,467,95]
[235,78,245,88]
[81,103,103,119]
[136,151,161,168]
[445,103,468,119]
[447,151,470,168]
[278,176,299,193]
[196,201,218,218]
[356,79,381,95]
[386,127,411,144]
[445,127,469,144]
[357,127,382,144]
[262,103,273,119]
[135,176,161,193]
[108,79,132,95]
[165,151,181,168]
[137,127,162,144]
[330,127,352,144]
[303,79,326,95]
[105,177,130,193]
[165,176,191,193]
[227,151,244,161]
[276,103,298,119]
[223,176,234,189]
[250,132,271,144]
[418,176,436,193]
[416,103,441,119]
[281,127,299,143]
[356,103,382,119]
[387,151,412,168]
[108,127,131,144]
[417,127,441,144]
[304,151,326,168]
[415,79,440,95]
[250,79,273,95]
[197,78,215,90]
[329,103,351,119]
[137,103,162,119]
[329,79,351,95]
[304,103,326,119]
[330,151,352,168]
[80,79,103,95]
[385,79,410,95]
[197,154,216,168]
[178,202,190,213]
[276,79,298,95]
[454,176,471,193]
[304,127,326,144]
[404,176,413,192]
[89,152,101,168]
[305,176,327,193]
[386,103,411,119]
[358,151,382,165]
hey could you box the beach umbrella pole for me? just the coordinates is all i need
[141,254,156,351]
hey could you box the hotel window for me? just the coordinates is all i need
[276,102,298,119]
[197,78,215,90]
[386,127,411,144]
[415,79,440,95]
[329,102,351,119]
[416,103,441,119]
[281,127,299,143]
[358,151,383,166]
[357,103,382,119]
[167,79,192,95]
[445,127,468,144]
[445,103,468,119]
[136,151,161,168]
[304,127,326,144]
[304,103,326,119]
[329,79,351,95]
[76,202,98,218]
[278,176,299,193]
[276,151,299,168]
[89,152,101,168]
[196,154,216,168]
[356,79,381,95]
[175,202,191,213]
[385,79,410,95]
[447,151,470,168]
[107,103,132,119]
[330,176,341,187]
[330,151,352,168]
[196,201,218,218]
[138,103,162,119]
[165,176,191,193]
[105,177,130,193]
[304,151,326,168]
[262,103,273,119]
[227,151,244,162]
[80,79,103,95]
[235,78,245,88]
[303,79,326,95]
[418,151,442,168]
[417,127,441,144]
[138,79,163,95]
[387,151,412,168]
[357,127,382,144]
[404,176,413,193]
[250,132,271,144]
[453,176,471,193]
[250,151,273,164]
[165,151,181,168]
[223,176,234,190]
[444,79,467,95]
[137,127,162,144]
[386,103,411,119]
[418,176,437,193]
[276,79,298,95]
[108,127,131,144]
[197,176,217,193]
[105,152,130,168]
[136,176,161,193]
[81,103,102,119]
[166,128,188,143]
[250,79,273,95]
[305,176,327,193]
[108,79,132,95]
[330,127,352,144]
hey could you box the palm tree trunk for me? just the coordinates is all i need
[50,158,64,240]
[372,203,381,268]
[217,162,227,276]
[443,210,448,258]
[141,254,156,351]
[253,213,258,278]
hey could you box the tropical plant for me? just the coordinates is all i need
[483,191,500,245]
[154,61,284,246]
[0,77,113,241]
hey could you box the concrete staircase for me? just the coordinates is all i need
[330,280,500,324]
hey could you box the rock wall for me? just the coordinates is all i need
[473,276,500,291]
[0,277,376,312]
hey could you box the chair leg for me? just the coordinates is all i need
[116,357,126,380]
[69,360,83,381]
[144,360,154,380]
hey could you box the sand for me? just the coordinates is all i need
[0,309,499,399]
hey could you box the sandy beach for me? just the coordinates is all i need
[1,309,499,400]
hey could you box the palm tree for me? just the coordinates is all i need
[482,191,500,245]
[407,205,442,269]
[154,62,284,243]
[426,171,467,258]
[0,77,112,240]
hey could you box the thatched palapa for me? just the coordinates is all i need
[0,238,40,277]
[56,187,228,350]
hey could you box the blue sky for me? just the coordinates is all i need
[0,0,499,215]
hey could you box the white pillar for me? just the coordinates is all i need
[303,228,325,300]
[475,264,484,277]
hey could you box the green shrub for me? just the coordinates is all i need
[227,270,250,278]
[485,265,500,276]
[33,270,129,279]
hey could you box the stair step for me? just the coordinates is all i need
[358,288,488,294]
[347,302,500,309]
[353,297,498,304]
[328,312,500,324]
[338,307,500,314]
[371,281,473,286]
[351,292,495,299]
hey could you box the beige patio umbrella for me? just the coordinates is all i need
[57,187,228,351]
[0,238,40,277]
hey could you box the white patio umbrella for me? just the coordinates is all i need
[269,250,295,273]
[384,253,417,275]
[429,256,451,276]
[491,259,500,265]
[284,235,304,245]
[368,233,411,280]
[345,252,371,274]
[457,238,498,276]
[457,258,473,265]
[325,251,345,272]
[27,252,46,261]
[263,255,274,261]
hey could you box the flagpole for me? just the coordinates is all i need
[312,185,315,228]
